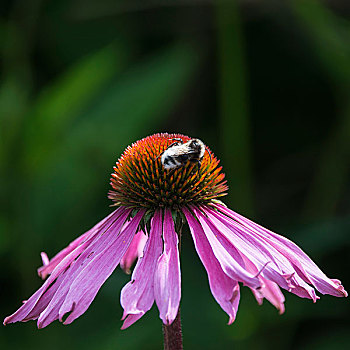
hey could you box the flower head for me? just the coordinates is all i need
[4,133,347,329]
[108,133,227,209]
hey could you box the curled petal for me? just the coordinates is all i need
[120,230,148,274]
[120,210,163,329]
[213,203,347,298]
[58,210,145,325]
[260,278,285,314]
[40,252,49,267]
[36,208,133,328]
[154,208,181,325]
[188,207,261,289]
[120,313,144,330]
[204,207,318,301]
[4,207,135,327]
[183,207,241,324]
[252,277,285,315]
[244,256,285,314]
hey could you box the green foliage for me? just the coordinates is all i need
[0,1,349,350]
[292,0,350,219]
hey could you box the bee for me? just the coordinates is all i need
[157,138,211,170]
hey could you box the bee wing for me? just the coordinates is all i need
[173,148,199,163]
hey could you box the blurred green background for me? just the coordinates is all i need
[1,0,349,349]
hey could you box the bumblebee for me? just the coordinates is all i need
[157,138,211,170]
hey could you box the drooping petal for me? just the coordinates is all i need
[58,210,145,325]
[23,271,69,322]
[120,313,144,330]
[202,206,319,301]
[186,207,261,289]
[36,208,133,328]
[258,278,285,314]
[242,255,285,314]
[154,208,181,325]
[37,209,118,279]
[40,252,49,267]
[182,207,241,324]
[120,210,163,329]
[213,203,347,298]
[4,207,132,327]
[120,230,148,274]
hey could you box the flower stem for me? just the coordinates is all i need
[162,309,183,350]
[162,217,183,350]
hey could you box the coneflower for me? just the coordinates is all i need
[4,133,347,349]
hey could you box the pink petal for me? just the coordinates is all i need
[23,271,69,321]
[120,230,148,274]
[259,278,285,314]
[182,207,241,324]
[214,203,347,298]
[40,252,49,267]
[36,208,132,328]
[187,207,261,289]
[37,209,118,279]
[203,207,318,301]
[120,210,163,329]
[38,209,144,328]
[243,256,285,314]
[154,208,181,325]
[120,313,144,330]
[60,210,145,325]
[4,207,131,326]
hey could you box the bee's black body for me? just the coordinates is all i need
[159,138,208,170]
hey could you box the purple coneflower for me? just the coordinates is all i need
[4,133,347,335]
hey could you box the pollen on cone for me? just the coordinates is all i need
[108,133,228,209]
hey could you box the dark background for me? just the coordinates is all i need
[1,0,349,349]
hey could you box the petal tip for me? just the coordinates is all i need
[227,317,235,325]
[40,252,49,266]
[332,279,348,297]
[120,265,131,275]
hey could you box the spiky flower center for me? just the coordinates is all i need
[108,133,228,209]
